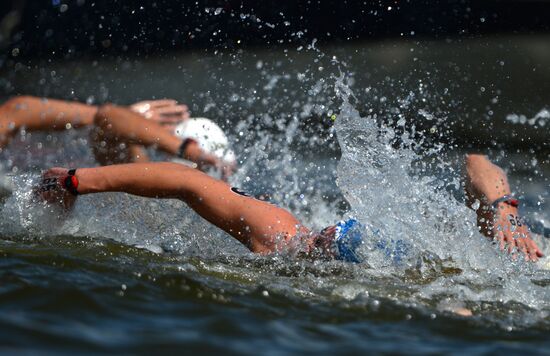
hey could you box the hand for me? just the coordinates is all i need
[130,99,190,131]
[492,204,543,262]
[34,167,77,211]
[197,153,236,182]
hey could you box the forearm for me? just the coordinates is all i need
[75,162,200,198]
[0,96,97,132]
[95,105,181,155]
[465,154,511,204]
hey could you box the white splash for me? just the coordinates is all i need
[332,71,549,312]
[506,109,549,127]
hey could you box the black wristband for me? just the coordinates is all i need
[177,138,195,159]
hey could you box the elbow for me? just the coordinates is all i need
[96,103,116,116]
[93,103,116,126]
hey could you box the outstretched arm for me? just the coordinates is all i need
[39,163,303,254]
[0,96,190,147]
[0,96,232,179]
[0,96,97,147]
[464,154,543,261]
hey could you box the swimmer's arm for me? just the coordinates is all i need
[0,95,186,146]
[94,105,234,180]
[72,162,301,253]
[464,154,543,261]
[0,96,97,142]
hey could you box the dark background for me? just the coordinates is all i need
[1,0,550,58]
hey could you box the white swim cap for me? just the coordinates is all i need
[173,118,235,163]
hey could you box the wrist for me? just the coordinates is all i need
[493,202,518,215]
[491,194,518,207]
[482,190,511,204]
[178,139,201,161]
[63,169,79,195]
[74,168,103,194]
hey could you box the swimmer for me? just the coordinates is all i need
[0,96,235,179]
[36,154,543,262]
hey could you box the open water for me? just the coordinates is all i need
[0,35,549,354]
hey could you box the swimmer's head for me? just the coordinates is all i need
[174,118,236,163]
[309,219,363,263]
[332,219,363,262]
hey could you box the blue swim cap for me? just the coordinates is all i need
[331,219,410,264]
[333,218,364,263]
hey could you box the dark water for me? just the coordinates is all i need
[1,35,550,354]
[1,237,549,355]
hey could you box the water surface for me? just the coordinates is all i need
[0,35,549,353]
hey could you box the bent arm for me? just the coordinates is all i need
[93,105,231,176]
[73,162,303,254]
[464,154,543,261]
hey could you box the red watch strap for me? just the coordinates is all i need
[491,195,519,208]
[63,169,79,195]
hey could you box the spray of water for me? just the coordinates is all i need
[506,109,549,127]
[0,44,548,329]
[332,70,549,315]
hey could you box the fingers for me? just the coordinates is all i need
[525,238,543,261]
[131,99,177,111]
[152,105,190,122]
[496,230,506,251]
[131,99,191,122]
[514,237,530,261]
[42,167,68,178]
[492,208,543,263]
[146,99,178,108]
[499,229,543,262]
[507,235,519,261]
[35,175,63,204]
[162,124,179,133]
[152,104,188,115]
